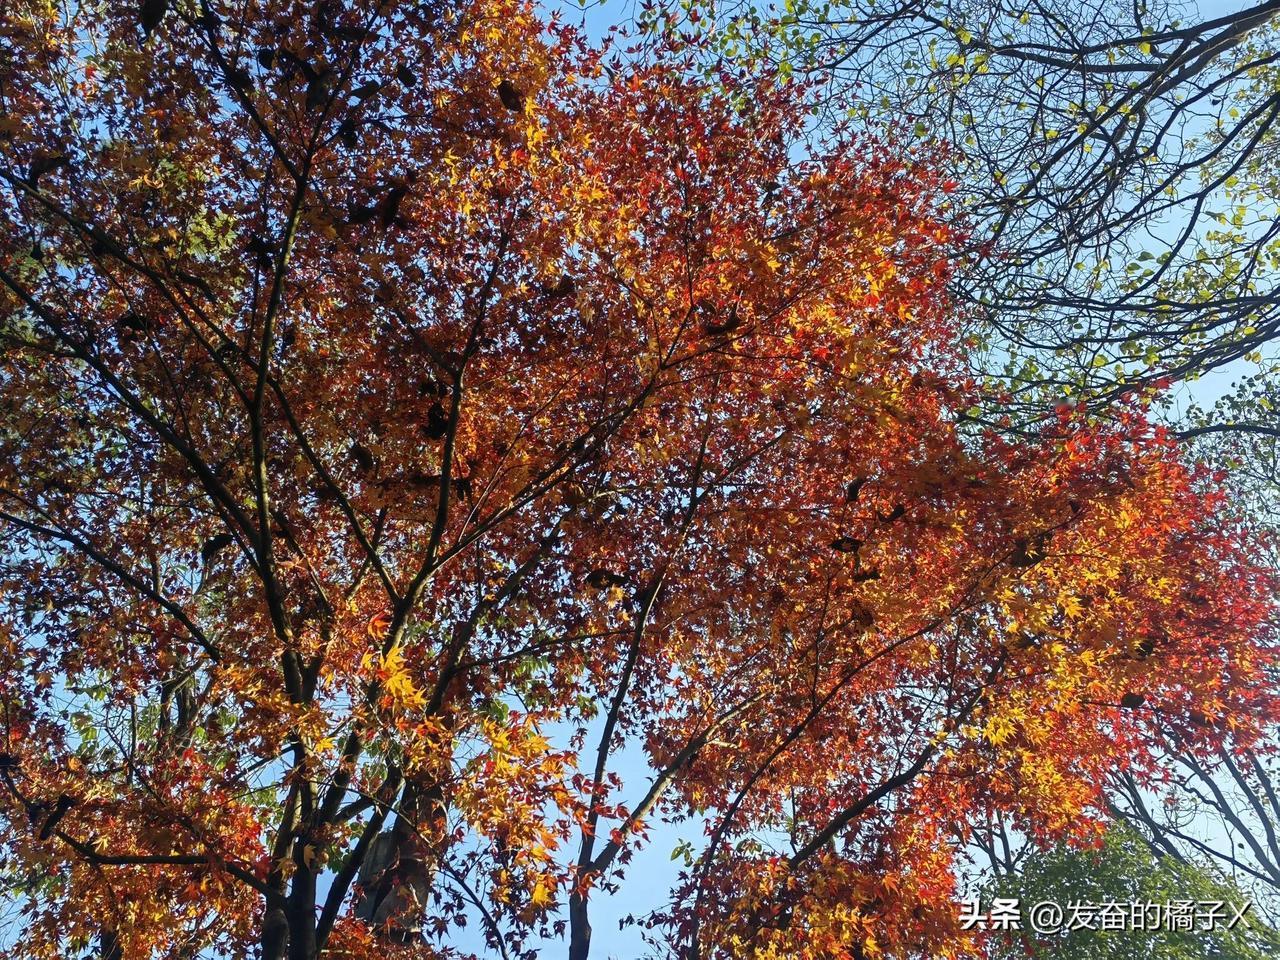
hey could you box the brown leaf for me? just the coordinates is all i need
[497,79,524,111]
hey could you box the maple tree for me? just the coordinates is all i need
[709,0,1280,918]
[0,2,1276,960]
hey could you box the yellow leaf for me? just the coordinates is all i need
[530,875,556,909]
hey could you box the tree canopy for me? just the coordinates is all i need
[0,2,1276,960]
[705,0,1280,416]
[985,824,1280,959]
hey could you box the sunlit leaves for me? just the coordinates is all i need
[0,3,1275,960]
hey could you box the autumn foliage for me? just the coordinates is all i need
[0,1,1274,959]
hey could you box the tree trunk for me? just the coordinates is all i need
[287,850,319,960]
[568,891,592,960]
[260,907,288,960]
[351,781,441,943]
